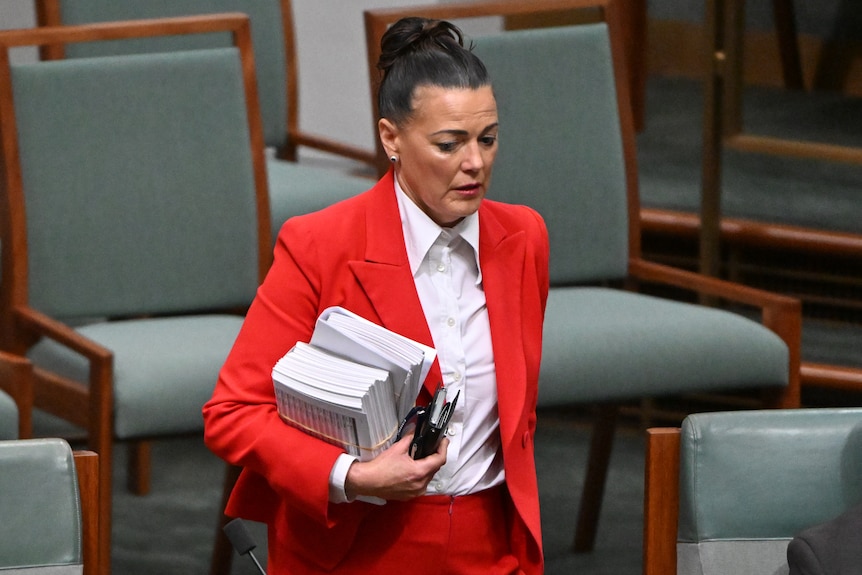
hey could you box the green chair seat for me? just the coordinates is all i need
[27,315,244,439]
[265,159,368,243]
[539,288,788,406]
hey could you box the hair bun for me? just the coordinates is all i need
[377,17,465,73]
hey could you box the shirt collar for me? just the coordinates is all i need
[394,176,481,281]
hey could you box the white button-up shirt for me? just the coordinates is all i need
[396,181,504,496]
[329,181,504,501]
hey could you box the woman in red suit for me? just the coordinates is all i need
[204,16,549,575]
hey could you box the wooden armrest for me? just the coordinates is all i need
[289,130,377,168]
[629,258,801,408]
[14,307,111,363]
[13,307,111,427]
[629,258,799,311]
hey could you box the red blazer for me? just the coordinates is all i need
[203,171,549,574]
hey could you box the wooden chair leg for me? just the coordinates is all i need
[210,464,242,575]
[127,440,151,495]
[573,404,619,553]
[772,0,804,90]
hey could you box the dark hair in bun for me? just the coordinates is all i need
[377,17,491,126]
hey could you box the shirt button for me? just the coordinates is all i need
[447,317,456,327]
[437,263,446,272]
[453,372,462,382]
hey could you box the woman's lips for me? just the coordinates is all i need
[455,182,481,192]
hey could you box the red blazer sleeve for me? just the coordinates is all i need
[203,214,352,525]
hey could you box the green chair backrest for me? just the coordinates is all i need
[0,438,82,572]
[474,23,629,285]
[54,0,288,150]
[10,47,261,319]
[678,408,862,574]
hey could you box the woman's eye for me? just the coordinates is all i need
[437,142,458,153]
[481,135,497,146]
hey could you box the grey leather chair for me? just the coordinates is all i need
[0,438,99,575]
[36,0,373,245]
[645,408,862,575]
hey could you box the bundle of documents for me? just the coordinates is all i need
[273,306,436,461]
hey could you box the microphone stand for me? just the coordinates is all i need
[223,518,267,575]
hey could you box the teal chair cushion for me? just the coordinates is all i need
[475,23,629,285]
[538,288,788,406]
[0,438,82,573]
[677,408,862,575]
[265,159,368,243]
[58,0,288,150]
[27,316,244,439]
[49,0,371,249]
[0,390,18,440]
[12,49,261,319]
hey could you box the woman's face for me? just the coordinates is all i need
[379,85,498,228]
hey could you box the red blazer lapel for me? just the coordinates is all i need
[479,205,528,449]
[347,172,443,400]
[345,176,531,416]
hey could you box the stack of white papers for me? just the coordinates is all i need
[273,306,436,461]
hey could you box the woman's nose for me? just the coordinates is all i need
[461,141,484,172]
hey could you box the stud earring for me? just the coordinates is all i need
[389,155,398,163]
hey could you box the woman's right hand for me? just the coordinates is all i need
[344,434,449,501]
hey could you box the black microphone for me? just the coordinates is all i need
[223,518,267,575]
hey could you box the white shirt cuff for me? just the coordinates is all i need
[328,453,359,504]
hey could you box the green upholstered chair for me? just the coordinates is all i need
[644,408,862,575]
[0,15,271,574]
[36,0,372,244]
[431,0,800,553]
[0,351,33,440]
[0,438,100,575]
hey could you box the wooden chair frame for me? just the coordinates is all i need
[35,0,377,168]
[74,450,101,575]
[0,15,272,575]
[643,427,681,575]
[365,0,801,554]
[364,0,646,175]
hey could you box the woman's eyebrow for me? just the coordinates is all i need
[430,122,499,137]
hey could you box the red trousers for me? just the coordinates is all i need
[271,486,522,575]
